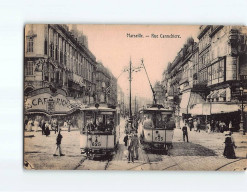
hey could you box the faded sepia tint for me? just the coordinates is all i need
[24,25,247,170]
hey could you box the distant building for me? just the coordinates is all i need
[95,62,117,106]
[153,81,165,105]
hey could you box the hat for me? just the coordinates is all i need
[225,131,231,136]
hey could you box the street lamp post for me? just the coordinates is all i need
[117,58,142,124]
[126,58,143,124]
[239,86,245,135]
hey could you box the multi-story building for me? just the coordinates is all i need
[117,85,125,116]
[95,62,117,106]
[153,81,165,105]
[24,24,97,104]
[95,62,111,103]
[162,25,247,131]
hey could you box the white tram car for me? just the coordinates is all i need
[139,105,175,151]
[79,105,120,158]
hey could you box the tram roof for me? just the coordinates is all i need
[142,107,173,112]
[80,106,116,112]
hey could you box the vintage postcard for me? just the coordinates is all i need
[24,24,247,170]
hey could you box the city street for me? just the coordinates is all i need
[24,118,247,171]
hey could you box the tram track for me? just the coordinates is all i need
[73,156,87,170]
[127,145,152,170]
[215,159,243,171]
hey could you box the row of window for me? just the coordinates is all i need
[207,60,224,85]
[26,27,95,83]
[199,30,211,52]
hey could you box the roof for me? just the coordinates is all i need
[80,106,116,112]
[143,107,173,112]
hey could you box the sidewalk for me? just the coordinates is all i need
[175,127,247,159]
[232,133,247,158]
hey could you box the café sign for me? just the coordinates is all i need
[25,93,77,114]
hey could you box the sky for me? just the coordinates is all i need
[74,25,200,99]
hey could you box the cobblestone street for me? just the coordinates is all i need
[24,118,247,171]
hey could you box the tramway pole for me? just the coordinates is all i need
[129,59,132,121]
[125,58,143,125]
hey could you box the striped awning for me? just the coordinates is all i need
[219,89,226,98]
[211,91,219,99]
[207,91,214,99]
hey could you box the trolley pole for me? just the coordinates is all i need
[129,59,132,122]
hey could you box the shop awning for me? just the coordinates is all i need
[211,104,239,114]
[207,91,214,99]
[190,103,239,115]
[188,93,206,110]
[190,103,211,116]
[211,91,219,99]
[190,104,203,115]
[219,89,226,98]
[179,91,191,115]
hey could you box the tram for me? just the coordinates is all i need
[79,104,120,158]
[139,104,175,151]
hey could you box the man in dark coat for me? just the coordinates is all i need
[182,123,189,142]
[45,123,50,137]
[123,134,128,147]
[53,130,65,156]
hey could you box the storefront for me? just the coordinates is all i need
[190,102,246,132]
[24,88,84,130]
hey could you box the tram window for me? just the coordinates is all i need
[95,115,105,131]
[155,113,172,129]
[85,115,95,131]
[105,116,114,131]
[143,114,154,129]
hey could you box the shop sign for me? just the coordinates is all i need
[47,98,55,112]
[25,93,76,114]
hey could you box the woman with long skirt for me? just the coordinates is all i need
[223,131,237,159]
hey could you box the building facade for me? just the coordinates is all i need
[161,25,247,131]
[95,62,118,107]
[24,24,97,104]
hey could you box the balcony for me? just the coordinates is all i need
[228,29,239,46]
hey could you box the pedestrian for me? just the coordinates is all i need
[55,119,58,134]
[188,119,193,131]
[131,133,139,160]
[45,122,50,137]
[68,120,71,132]
[229,121,233,133]
[215,120,219,132]
[123,134,128,147]
[219,121,225,133]
[193,119,198,132]
[210,120,215,132]
[206,121,211,133]
[53,130,65,156]
[26,119,33,132]
[41,120,46,135]
[223,131,237,159]
[33,119,39,132]
[128,137,135,163]
[182,123,189,142]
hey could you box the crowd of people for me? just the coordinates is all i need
[24,117,73,135]
[123,121,139,163]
